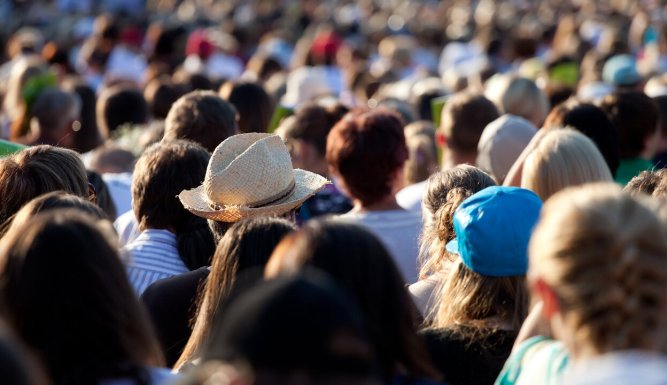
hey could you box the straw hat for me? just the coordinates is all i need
[179,133,328,222]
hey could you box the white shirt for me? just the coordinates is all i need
[396,180,427,214]
[336,209,422,284]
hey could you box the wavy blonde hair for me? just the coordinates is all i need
[419,165,496,280]
[521,128,613,201]
[530,183,667,354]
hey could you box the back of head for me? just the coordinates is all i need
[326,109,408,206]
[96,85,148,139]
[530,184,667,354]
[544,100,620,175]
[404,121,439,185]
[522,129,613,201]
[220,81,273,134]
[0,210,162,384]
[204,273,376,382]
[164,90,239,152]
[600,91,658,159]
[30,87,80,136]
[144,77,181,120]
[283,102,349,157]
[0,145,88,229]
[487,76,549,127]
[624,169,667,199]
[440,92,499,155]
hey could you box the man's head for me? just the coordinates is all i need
[96,85,148,139]
[30,88,80,148]
[600,91,659,159]
[163,90,239,152]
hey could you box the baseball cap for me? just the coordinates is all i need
[603,54,642,87]
[446,186,542,276]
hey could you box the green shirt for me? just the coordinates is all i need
[614,157,654,186]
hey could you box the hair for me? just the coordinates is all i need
[144,77,181,120]
[530,184,667,354]
[30,88,80,135]
[440,92,499,154]
[0,323,49,385]
[521,129,613,201]
[499,77,549,127]
[543,99,620,176]
[600,91,659,159]
[5,56,50,140]
[219,81,274,134]
[61,78,103,153]
[176,217,296,370]
[132,140,214,270]
[326,109,408,206]
[419,166,496,280]
[96,86,148,139]
[0,145,89,232]
[265,220,439,381]
[403,121,439,186]
[86,170,117,220]
[624,169,667,199]
[163,90,238,152]
[282,102,349,157]
[0,210,164,384]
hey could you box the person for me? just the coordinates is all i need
[420,186,538,385]
[0,210,174,385]
[96,85,148,140]
[23,87,81,149]
[624,169,667,199]
[326,109,421,283]
[484,76,549,128]
[61,77,104,153]
[219,80,273,134]
[600,91,659,184]
[265,220,440,384]
[276,102,352,222]
[497,184,667,385]
[409,165,496,316]
[396,121,440,213]
[521,129,613,201]
[162,90,239,153]
[124,140,214,294]
[0,323,49,385]
[0,145,90,233]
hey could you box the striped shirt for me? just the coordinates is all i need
[124,229,188,295]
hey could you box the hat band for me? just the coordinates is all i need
[207,179,297,211]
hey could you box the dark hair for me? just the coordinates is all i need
[61,78,103,153]
[653,95,667,138]
[87,170,117,220]
[0,145,89,232]
[283,102,349,156]
[266,220,439,381]
[144,77,182,120]
[0,324,49,385]
[544,99,621,175]
[96,86,148,139]
[163,91,238,152]
[0,210,163,385]
[440,93,499,154]
[326,109,408,206]
[600,91,659,158]
[220,81,273,134]
[624,169,667,199]
[176,217,296,369]
[132,140,214,269]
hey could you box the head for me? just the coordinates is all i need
[86,170,117,220]
[530,184,667,358]
[419,166,496,280]
[624,169,667,199]
[266,220,438,380]
[163,90,239,152]
[0,323,49,385]
[0,145,89,231]
[220,81,273,134]
[600,91,659,159]
[61,78,103,153]
[96,85,148,139]
[403,121,439,186]
[543,100,620,176]
[522,129,614,201]
[431,187,540,334]
[177,217,296,369]
[29,87,81,148]
[326,109,408,207]
[438,92,499,165]
[485,76,549,127]
[0,210,163,384]
[132,140,214,269]
[144,77,182,120]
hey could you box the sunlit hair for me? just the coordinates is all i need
[530,184,667,353]
[624,169,667,199]
[419,165,496,280]
[521,128,613,201]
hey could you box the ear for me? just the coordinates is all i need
[436,131,447,149]
[533,278,560,320]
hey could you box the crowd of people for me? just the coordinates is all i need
[1,0,667,384]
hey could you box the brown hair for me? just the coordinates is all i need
[326,109,408,206]
[419,166,496,280]
[403,121,439,186]
[163,90,238,152]
[600,91,659,159]
[440,93,499,154]
[531,184,667,354]
[0,145,88,232]
[283,102,349,156]
[625,169,667,199]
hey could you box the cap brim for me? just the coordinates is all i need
[446,238,460,255]
[179,169,329,222]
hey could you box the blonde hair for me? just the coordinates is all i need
[530,183,667,354]
[521,128,613,201]
[403,121,439,186]
[419,165,496,280]
[485,75,549,127]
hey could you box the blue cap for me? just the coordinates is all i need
[603,54,642,86]
[445,186,542,277]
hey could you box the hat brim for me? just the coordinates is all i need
[179,169,329,222]
[445,238,459,255]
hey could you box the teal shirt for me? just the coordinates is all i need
[614,157,654,186]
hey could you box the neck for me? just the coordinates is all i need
[441,149,477,170]
[353,195,402,212]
